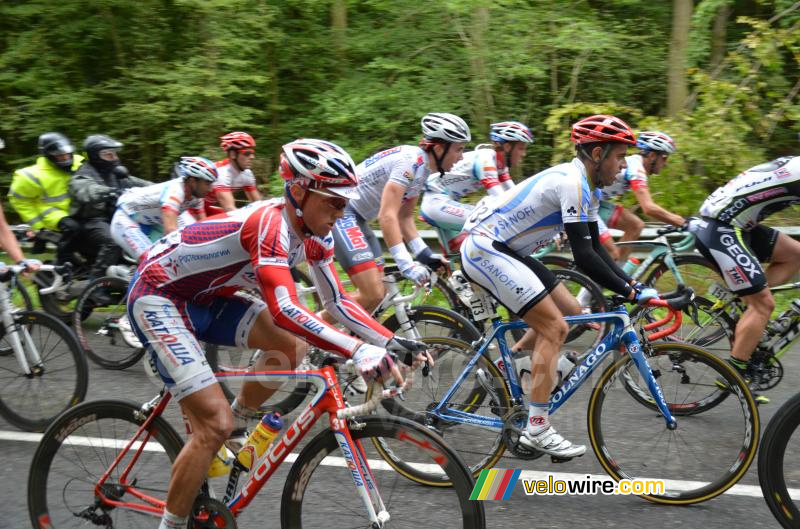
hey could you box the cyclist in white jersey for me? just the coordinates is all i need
[134,140,429,529]
[329,112,470,312]
[598,131,686,261]
[461,115,659,458]
[110,156,215,260]
[204,131,262,216]
[420,121,533,253]
[691,156,800,392]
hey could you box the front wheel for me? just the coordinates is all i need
[588,342,759,504]
[0,310,88,431]
[281,415,485,528]
[28,399,184,529]
[759,391,800,529]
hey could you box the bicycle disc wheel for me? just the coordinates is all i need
[381,304,482,343]
[281,415,484,528]
[365,336,512,486]
[644,254,719,297]
[0,311,88,431]
[588,342,759,504]
[28,399,183,529]
[73,276,143,370]
[759,391,800,529]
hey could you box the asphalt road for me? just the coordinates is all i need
[4,337,798,529]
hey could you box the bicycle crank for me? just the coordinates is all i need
[502,408,544,460]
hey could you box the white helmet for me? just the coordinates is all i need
[421,112,471,143]
[490,121,534,143]
[636,131,677,154]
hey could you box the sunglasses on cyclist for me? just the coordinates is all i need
[237,149,256,157]
[308,188,348,210]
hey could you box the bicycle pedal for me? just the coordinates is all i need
[551,455,576,463]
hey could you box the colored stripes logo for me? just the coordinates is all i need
[470,468,521,500]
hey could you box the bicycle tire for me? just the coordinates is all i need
[759,391,800,529]
[552,268,607,346]
[588,342,759,504]
[643,253,719,297]
[281,415,485,528]
[35,268,83,324]
[0,279,35,356]
[0,310,88,431]
[381,304,482,343]
[28,399,184,529]
[73,276,143,370]
[365,336,512,486]
[540,254,575,270]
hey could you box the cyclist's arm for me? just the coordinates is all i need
[161,207,179,234]
[215,190,237,212]
[7,173,52,229]
[564,221,634,298]
[632,186,684,227]
[474,150,505,197]
[498,168,515,191]
[256,263,362,358]
[398,196,421,243]
[378,181,408,249]
[308,257,393,346]
[244,187,262,202]
[0,203,26,263]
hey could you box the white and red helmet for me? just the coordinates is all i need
[490,121,534,143]
[279,139,359,199]
[570,115,636,145]
[636,131,677,154]
[219,131,256,151]
[178,156,218,182]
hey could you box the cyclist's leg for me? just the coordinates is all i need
[461,234,582,457]
[694,218,771,364]
[84,217,122,279]
[330,208,385,312]
[760,229,800,285]
[612,207,644,262]
[127,287,232,523]
[110,209,152,260]
[420,193,473,255]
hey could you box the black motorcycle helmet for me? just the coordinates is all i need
[38,132,75,170]
[83,134,123,174]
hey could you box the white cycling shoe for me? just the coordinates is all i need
[519,427,586,458]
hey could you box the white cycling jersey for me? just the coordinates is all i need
[700,156,800,229]
[205,159,258,207]
[463,158,601,255]
[600,154,648,200]
[117,178,204,225]
[348,145,430,221]
[424,147,510,199]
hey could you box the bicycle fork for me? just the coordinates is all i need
[0,286,42,376]
[333,429,391,527]
[622,329,677,430]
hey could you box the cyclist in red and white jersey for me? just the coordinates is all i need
[132,139,429,529]
[461,115,659,458]
[329,112,470,312]
[110,156,214,260]
[420,121,533,253]
[691,156,800,394]
[204,131,262,216]
[598,131,685,261]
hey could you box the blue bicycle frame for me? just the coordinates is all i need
[430,306,678,430]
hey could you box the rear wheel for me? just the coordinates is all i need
[759,392,800,529]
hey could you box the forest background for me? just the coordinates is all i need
[1,0,798,222]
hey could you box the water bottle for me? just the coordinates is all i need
[207,446,234,478]
[235,413,283,472]
[621,257,641,275]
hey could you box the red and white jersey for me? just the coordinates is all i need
[425,147,511,199]
[137,199,392,357]
[600,154,649,200]
[117,178,203,225]
[204,159,258,207]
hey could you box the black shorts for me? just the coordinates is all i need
[693,217,778,296]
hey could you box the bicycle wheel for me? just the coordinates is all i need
[73,276,143,370]
[588,342,759,504]
[281,415,484,528]
[759,391,800,529]
[35,269,82,324]
[552,268,606,347]
[0,310,88,431]
[540,254,575,270]
[381,304,482,343]
[365,336,512,486]
[0,279,34,356]
[644,254,719,297]
[28,399,183,529]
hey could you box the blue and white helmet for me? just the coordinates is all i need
[421,113,471,143]
[489,121,534,143]
[636,131,677,154]
[178,156,218,182]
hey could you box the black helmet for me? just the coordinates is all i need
[83,134,123,174]
[38,132,75,170]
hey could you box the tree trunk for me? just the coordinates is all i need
[331,0,347,62]
[468,6,493,133]
[667,0,693,117]
[709,3,730,70]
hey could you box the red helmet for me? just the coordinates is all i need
[219,131,256,151]
[570,115,635,145]
[279,139,359,199]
